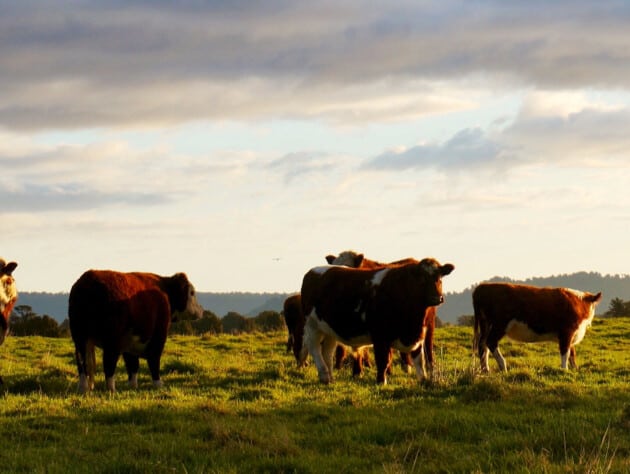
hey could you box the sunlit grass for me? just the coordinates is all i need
[0,318,627,472]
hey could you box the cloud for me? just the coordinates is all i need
[364,128,505,171]
[365,91,630,173]
[2,1,630,130]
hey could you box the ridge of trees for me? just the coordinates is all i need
[9,305,286,338]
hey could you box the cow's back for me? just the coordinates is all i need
[69,270,169,341]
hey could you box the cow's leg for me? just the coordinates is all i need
[491,347,507,372]
[102,348,120,392]
[123,353,140,388]
[410,346,426,382]
[480,346,491,373]
[302,317,332,383]
[423,315,435,376]
[400,351,413,375]
[334,344,346,370]
[321,336,338,383]
[486,328,507,372]
[352,348,364,377]
[558,335,573,369]
[74,339,90,393]
[286,332,294,353]
[568,346,578,369]
[374,342,392,385]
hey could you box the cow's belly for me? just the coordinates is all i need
[120,332,150,355]
[505,319,557,343]
[317,320,373,348]
[392,338,423,353]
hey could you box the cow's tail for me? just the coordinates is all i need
[472,297,481,355]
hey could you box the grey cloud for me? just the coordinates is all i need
[2,1,630,130]
[364,128,504,171]
[266,151,337,183]
[0,183,171,213]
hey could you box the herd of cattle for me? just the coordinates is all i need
[0,253,602,392]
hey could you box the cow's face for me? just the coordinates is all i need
[0,260,18,346]
[416,258,455,306]
[168,273,204,319]
[326,251,364,268]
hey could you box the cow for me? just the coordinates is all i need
[326,251,439,376]
[300,258,454,385]
[472,283,602,372]
[68,269,204,392]
[0,259,18,385]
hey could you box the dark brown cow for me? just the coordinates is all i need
[325,251,439,376]
[283,293,302,354]
[473,283,602,372]
[69,270,204,392]
[0,259,18,385]
[300,258,454,384]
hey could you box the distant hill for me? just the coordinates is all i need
[15,272,629,324]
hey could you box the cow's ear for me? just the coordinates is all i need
[354,254,364,267]
[440,263,454,276]
[3,262,17,276]
[325,255,336,264]
[586,292,602,303]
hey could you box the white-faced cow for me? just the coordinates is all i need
[325,251,439,376]
[473,283,602,372]
[300,258,454,385]
[0,259,18,384]
[69,270,204,392]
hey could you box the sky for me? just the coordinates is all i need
[2,1,630,295]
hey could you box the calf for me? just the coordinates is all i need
[0,259,18,385]
[69,269,204,392]
[300,258,454,385]
[473,283,602,372]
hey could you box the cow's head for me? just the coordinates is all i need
[415,258,455,306]
[326,250,364,268]
[0,259,18,346]
[166,273,204,320]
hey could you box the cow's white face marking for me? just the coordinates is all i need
[371,268,390,286]
[572,308,595,346]
[330,251,360,267]
[0,274,17,307]
[185,283,204,318]
[505,320,557,343]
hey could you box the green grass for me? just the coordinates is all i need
[0,318,628,473]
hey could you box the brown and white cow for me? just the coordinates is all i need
[325,251,439,375]
[300,258,454,385]
[68,270,204,392]
[0,259,18,385]
[0,259,18,348]
[473,283,602,372]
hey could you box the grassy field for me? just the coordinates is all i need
[0,318,628,473]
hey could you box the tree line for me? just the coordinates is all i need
[8,305,286,338]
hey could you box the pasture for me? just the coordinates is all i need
[0,318,628,473]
